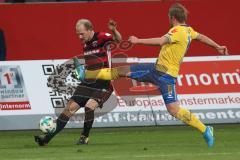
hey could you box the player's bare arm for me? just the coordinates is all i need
[128,35,169,46]
[108,19,122,43]
[196,33,228,55]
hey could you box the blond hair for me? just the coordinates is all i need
[169,3,189,23]
[76,19,93,31]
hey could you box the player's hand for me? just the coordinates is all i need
[128,36,139,44]
[108,19,117,31]
[217,46,228,55]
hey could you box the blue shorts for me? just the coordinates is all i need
[130,63,177,104]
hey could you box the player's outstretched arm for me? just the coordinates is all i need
[128,36,169,46]
[196,33,229,55]
[108,19,122,43]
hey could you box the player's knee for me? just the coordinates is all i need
[63,100,80,117]
[166,102,180,116]
[85,99,99,110]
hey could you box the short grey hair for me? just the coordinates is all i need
[76,19,93,31]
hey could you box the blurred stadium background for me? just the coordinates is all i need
[0,0,240,160]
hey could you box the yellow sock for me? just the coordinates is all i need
[85,68,119,80]
[176,108,206,133]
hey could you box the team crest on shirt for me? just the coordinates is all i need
[92,41,98,47]
[171,28,178,33]
[105,33,111,37]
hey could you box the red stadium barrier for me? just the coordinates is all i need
[0,0,239,60]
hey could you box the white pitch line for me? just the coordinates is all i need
[135,152,240,158]
[103,152,240,159]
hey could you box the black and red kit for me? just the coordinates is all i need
[71,32,114,107]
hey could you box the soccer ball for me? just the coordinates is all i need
[39,116,57,134]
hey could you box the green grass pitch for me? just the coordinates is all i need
[0,124,239,160]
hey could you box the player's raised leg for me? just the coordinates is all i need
[75,62,154,81]
[75,66,125,81]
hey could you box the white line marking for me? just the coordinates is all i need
[103,152,240,159]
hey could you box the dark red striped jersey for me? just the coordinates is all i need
[83,32,113,70]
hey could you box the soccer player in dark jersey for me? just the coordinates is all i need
[34,19,122,146]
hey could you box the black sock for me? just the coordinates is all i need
[44,113,70,143]
[81,107,94,137]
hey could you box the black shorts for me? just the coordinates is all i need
[70,80,113,108]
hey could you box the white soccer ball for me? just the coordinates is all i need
[39,116,56,134]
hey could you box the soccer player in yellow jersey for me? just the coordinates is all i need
[74,3,228,147]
